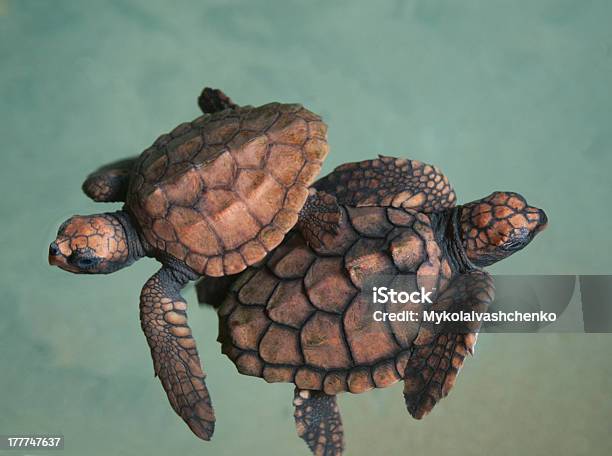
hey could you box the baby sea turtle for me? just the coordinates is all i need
[48,88,330,440]
[198,156,548,455]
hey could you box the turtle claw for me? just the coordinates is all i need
[464,332,478,356]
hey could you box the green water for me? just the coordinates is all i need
[1,1,611,455]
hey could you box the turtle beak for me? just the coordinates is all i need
[48,242,65,266]
[48,241,76,270]
[535,208,548,233]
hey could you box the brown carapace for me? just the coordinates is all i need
[197,156,547,456]
[48,88,331,441]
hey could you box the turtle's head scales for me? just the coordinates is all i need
[458,191,547,267]
[49,212,133,274]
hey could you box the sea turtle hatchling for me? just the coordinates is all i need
[47,88,331,440]
[197,156,548,455]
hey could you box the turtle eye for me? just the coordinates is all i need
[69,249,101,270]
[502,239,523,251]
[77,257,97,268]
[502,230,530,252]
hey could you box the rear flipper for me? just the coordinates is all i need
[294,388,344,456]
[82,156,137,202]
[403,270,493,418]
[198,87,238,114]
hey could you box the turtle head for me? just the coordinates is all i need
[458,192,547,267]
[49,212,136,274]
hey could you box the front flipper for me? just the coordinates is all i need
[297,190,342,248]
[198,87,238,114]
[404,270,494,419]
[314,155,456,212]
[82,156,137,202]
[294,388,344,456]
[140,267,215,440]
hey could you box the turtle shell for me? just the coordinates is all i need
[126,102,329,276]
[217,205,456,394]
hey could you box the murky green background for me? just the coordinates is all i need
[1,1,611,455]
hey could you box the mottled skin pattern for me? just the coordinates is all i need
[140,269,215,439]
[49,214,131,273]
[49,88,331,443]
[203,158,547,456]
[460,191,547,266]
[294,389,344,456]
[297,189,341,249]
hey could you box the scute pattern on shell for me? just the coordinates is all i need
[218,206,456,395]
[126,103,328,276]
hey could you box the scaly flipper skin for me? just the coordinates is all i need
[294,389,344,456]
[140,267,215,440]
[298,190,342,248]
[198,87,238,114]
[403,270,494,418]
[82,157,138,202]
[314,155,456,211]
